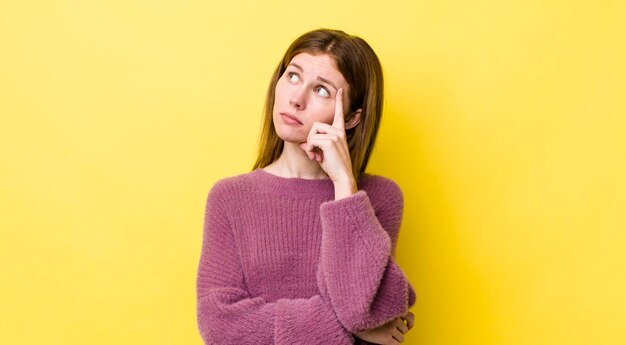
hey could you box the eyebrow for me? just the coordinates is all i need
[288,62,338,91]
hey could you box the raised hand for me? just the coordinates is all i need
[298,88,354,184]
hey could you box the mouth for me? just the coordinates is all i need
[280,112,303,125]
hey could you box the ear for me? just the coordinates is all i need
[345,108,362,130]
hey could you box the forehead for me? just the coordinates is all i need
[289,52,347,86]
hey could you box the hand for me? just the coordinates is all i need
[353,311,415,345]
[298,88,354,184]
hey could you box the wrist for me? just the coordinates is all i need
[333,177,357,200]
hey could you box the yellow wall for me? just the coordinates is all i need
[1,1,624,344]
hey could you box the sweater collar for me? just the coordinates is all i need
[250,168,336,199]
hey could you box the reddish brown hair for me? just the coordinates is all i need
[251,28,385,182]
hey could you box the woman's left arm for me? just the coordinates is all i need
[317,179,417,334]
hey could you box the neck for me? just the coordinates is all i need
[267,141,330,180]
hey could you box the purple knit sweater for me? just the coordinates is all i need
[196,168,416,344]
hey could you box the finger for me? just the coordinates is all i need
[305,137,332,153]
[402,311,415,330]
[392,329,405,343]
[309,133,341,146]
[332,88,345,130]
[309,121,344,137]
[305,138,330,162]
[305,123,334,153]
[395,319,408,334]
[306,148,320,162]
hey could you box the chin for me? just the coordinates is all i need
[275,130,304,144]
[273,121,307,143]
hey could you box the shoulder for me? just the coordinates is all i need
[205,170,256,206]
[358,173,404,206]
[359,174,405,233]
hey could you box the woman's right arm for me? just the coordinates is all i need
[196,183,354,344]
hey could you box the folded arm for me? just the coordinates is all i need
[318,180,417,333]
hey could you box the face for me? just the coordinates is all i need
[272,52,353,143]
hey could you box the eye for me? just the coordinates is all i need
[316,86,330,97]
[287,72,300,83]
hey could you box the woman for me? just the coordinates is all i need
[196,28,417,344]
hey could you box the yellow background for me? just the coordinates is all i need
[1,0,624,344]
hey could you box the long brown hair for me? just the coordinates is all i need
[251,28,385,183]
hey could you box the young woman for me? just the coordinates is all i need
[196,28,417,345]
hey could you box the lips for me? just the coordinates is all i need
[280,112,302,125]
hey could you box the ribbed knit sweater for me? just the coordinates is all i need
[196,167,417,344]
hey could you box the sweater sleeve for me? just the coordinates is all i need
[196,183,355,345]
[318,181,417,334]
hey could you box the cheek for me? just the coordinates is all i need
[274,82,284,102]
[310,101,335,124]
[274,76,290,96]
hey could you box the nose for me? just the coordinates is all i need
[289,87,306,110]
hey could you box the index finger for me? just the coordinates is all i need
[332,88,344,130]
